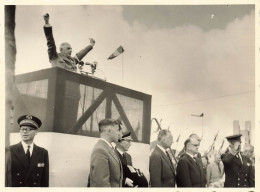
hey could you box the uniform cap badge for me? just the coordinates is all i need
[26,115,32,120]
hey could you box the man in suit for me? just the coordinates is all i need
[43,13,96,132]
[89,119,123,187]
[149,129,176,187]
[7,115,49,187]
[176,137,206,187]
[177,133,201,159]
[43,13,95,72]
[221,134,254,187]
[115,131,148,187]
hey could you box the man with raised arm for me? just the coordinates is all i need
[221,134,254,187]
[43,13,95,72]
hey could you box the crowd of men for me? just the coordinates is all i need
[5,115,255,188]
[150,129,255,188]
[5,13,255,188]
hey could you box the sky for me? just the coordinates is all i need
[14,4,255,152]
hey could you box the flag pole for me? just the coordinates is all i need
[122,52,124,86]
[202,115,204,151]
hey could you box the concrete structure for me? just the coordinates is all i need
[233,120,252,145]
[233,120,240,135]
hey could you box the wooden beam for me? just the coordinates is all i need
[105,89,112,118]
[112,93,138,142]
[68,90,107,134]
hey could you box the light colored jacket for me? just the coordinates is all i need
[90,139,123,187]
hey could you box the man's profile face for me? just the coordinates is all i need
[162,132,173,148]
[60,43,72,56]
[243,146,253,158]
[121,139,131,151]
[187,137,200,154]
[20,126,38,142]
[230,140,241,151]
[109,124,121,142]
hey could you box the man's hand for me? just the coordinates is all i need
[233,141,241,151]
[125,178,134,187]
[89,38,95,46]
[229,141,241,155]
[43,13,50,25]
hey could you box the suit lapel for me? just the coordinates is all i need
[109,147,121,167]
[106,143,123,183]
[24,144,41,183]
[13,142,29,169]
[99,140,121,167]
[156,146,175,173]
[186,154,200,170]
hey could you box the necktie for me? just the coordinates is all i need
[26,146,31,163]
[166,149,177,171]
[236,153,243,164]
[193,157,199,166]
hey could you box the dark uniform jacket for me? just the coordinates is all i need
[115,149,148,187]
[43,26,93,72]
[149,146,176,187]
[221,150,254,187]
[115,149,133,187]
[176,153,206,187]
[9,142,49,187]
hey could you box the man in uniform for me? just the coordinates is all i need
[89,119,123,187]
[176,137,206,187]
[43,13,95,72]
[221,134,254,187]
[149,129,176,187]
[8,115,49,187]
[115,131,148,187]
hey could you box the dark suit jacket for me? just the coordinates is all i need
[8,142,49,187]
[115,150,132,187]
[149,146,176,187]
[43,26,93,72]
[176,153,206,187]
[221,151,254,187]
[89,139,123,187]
[115,149,148,187]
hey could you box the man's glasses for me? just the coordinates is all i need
[20,127,36,132]
[190,143,200,147]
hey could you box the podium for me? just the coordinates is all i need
[12,67,151,144]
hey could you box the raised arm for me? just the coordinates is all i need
[43,13,58,61]
[75,38,95,62]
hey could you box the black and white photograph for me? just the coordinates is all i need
[2,0,258,191]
